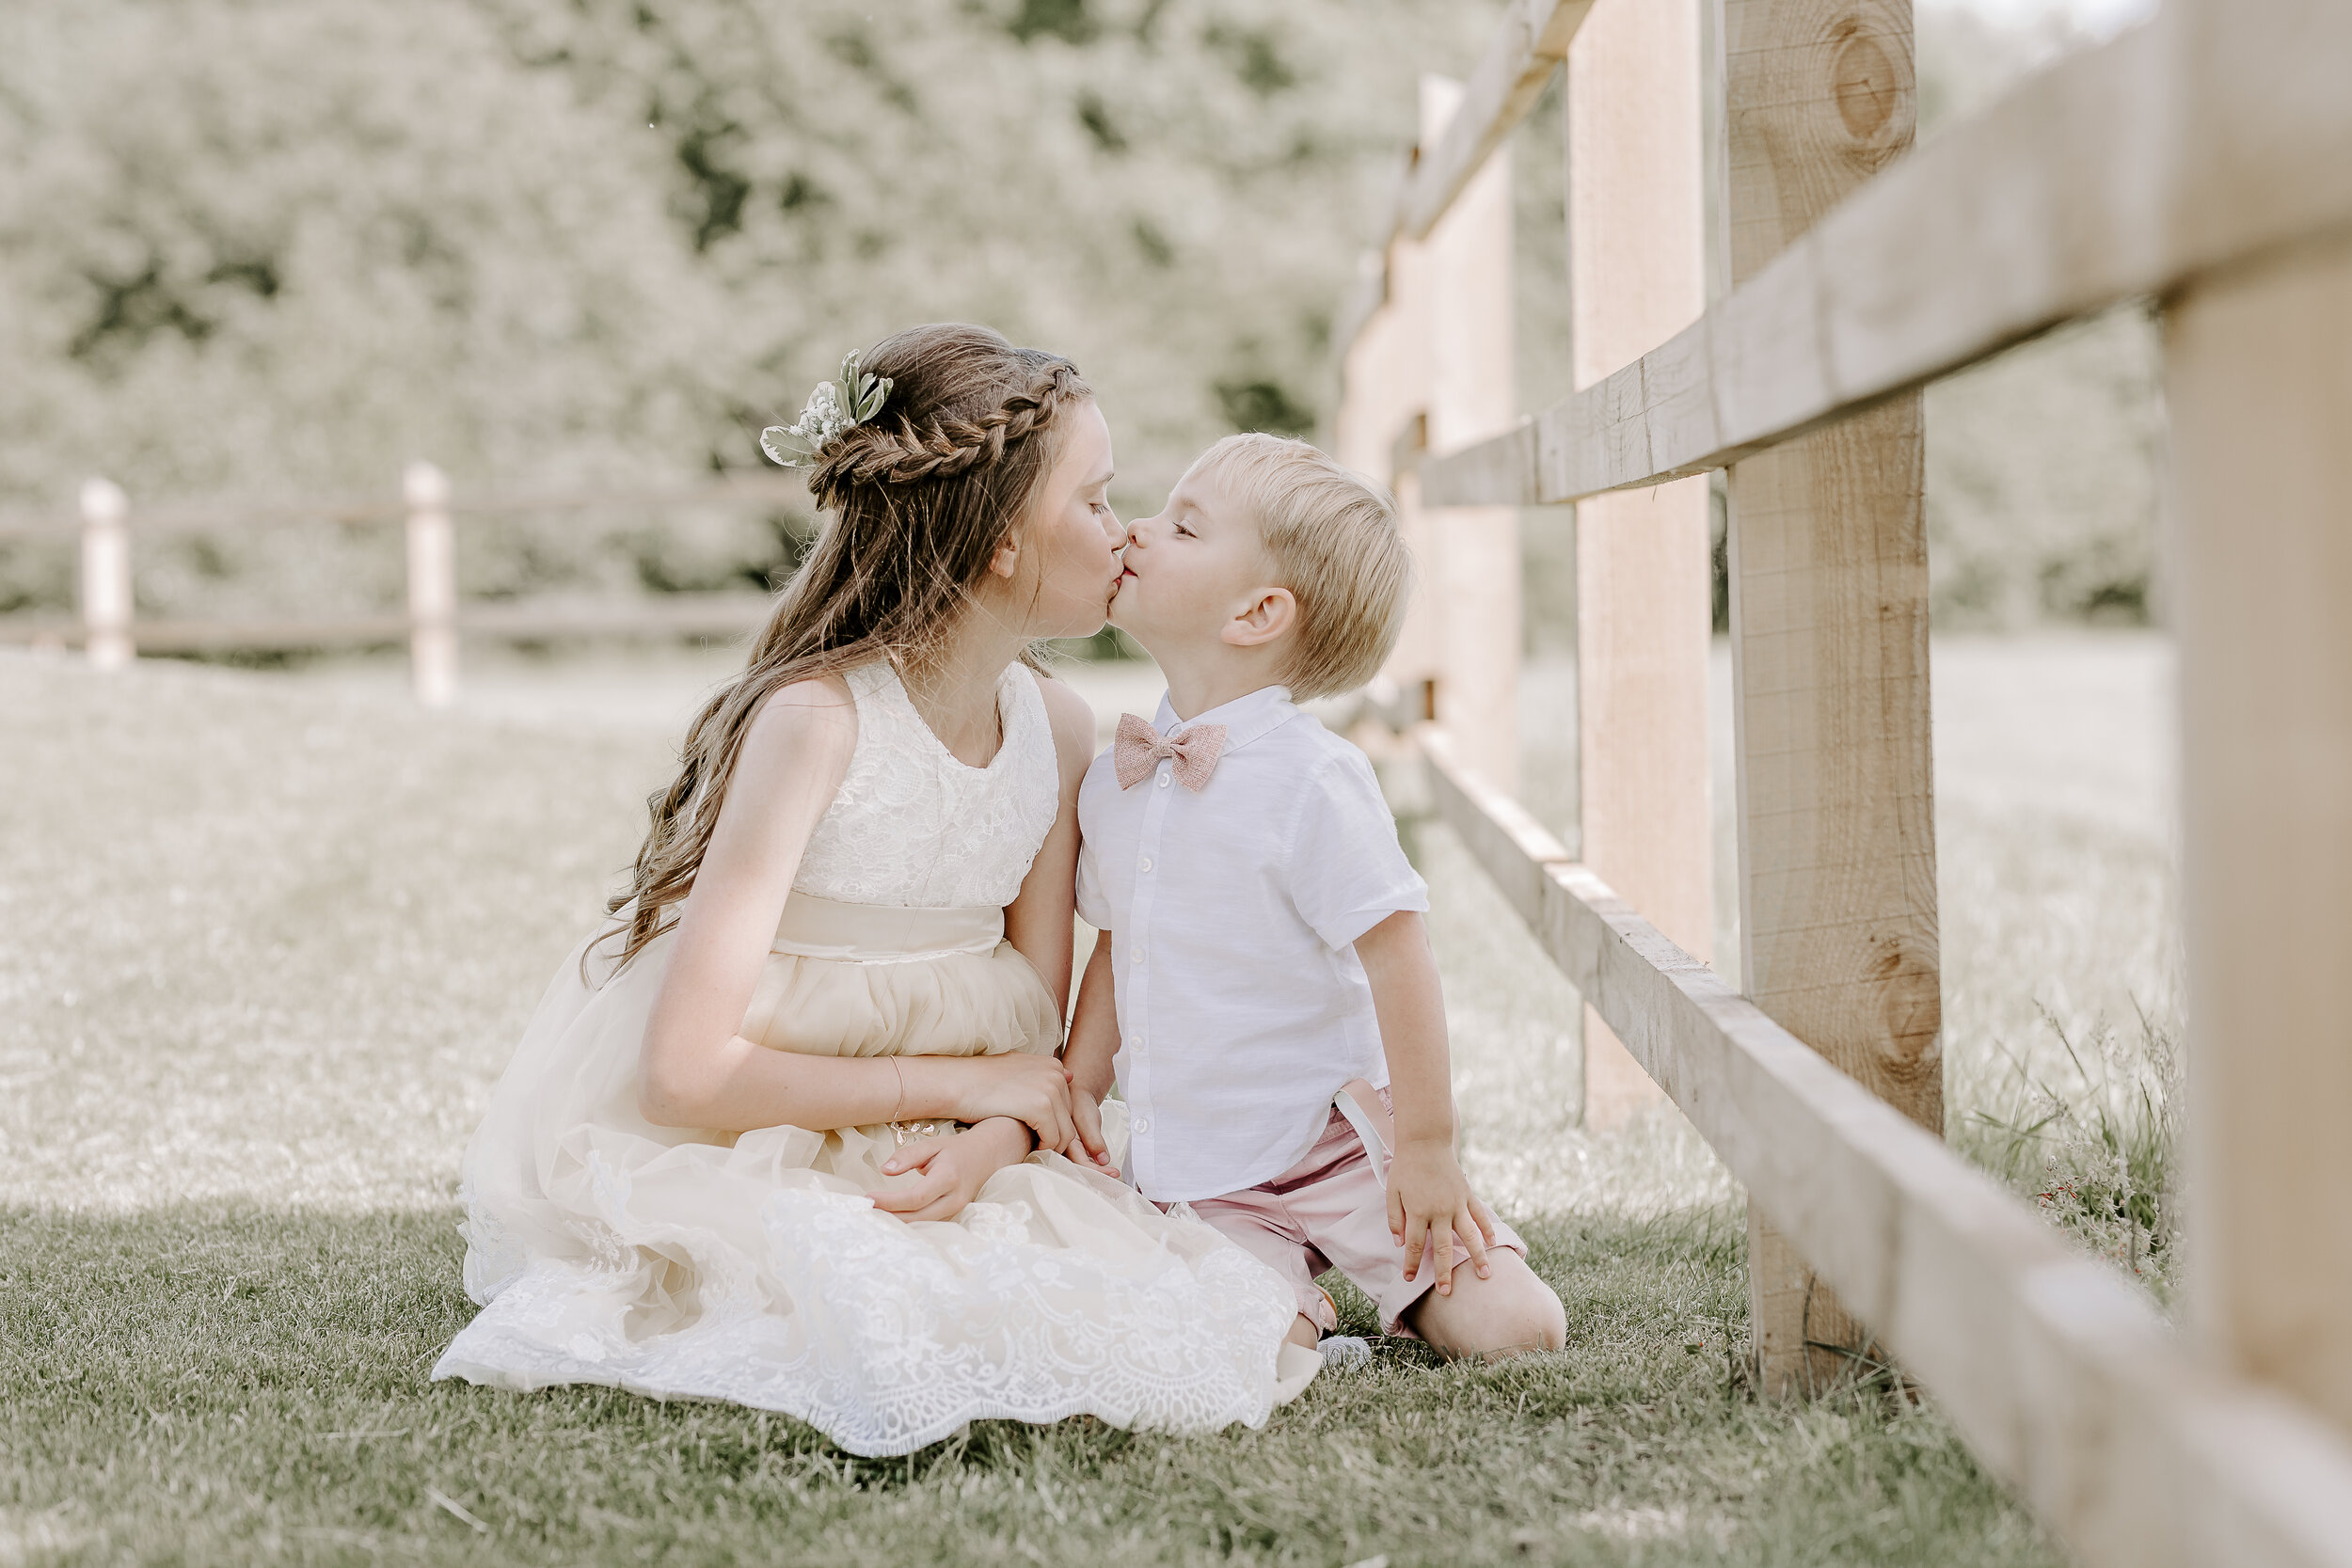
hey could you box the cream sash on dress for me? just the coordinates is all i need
[769,891,1004,963]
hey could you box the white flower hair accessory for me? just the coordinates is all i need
[760,352,894,467]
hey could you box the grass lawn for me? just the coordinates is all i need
[2,1204,2054,1567]
[1,642,2172,1565]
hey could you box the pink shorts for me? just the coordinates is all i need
[1184,1090,1525,1338]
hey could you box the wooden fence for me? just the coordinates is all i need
[0,466,802,704]
[1334,0,2352,1563]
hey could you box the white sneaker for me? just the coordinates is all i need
[1319,1335,1374,1371]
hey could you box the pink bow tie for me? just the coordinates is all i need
[1113,713,1227,791]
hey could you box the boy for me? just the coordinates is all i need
[1066,433,1565,1361]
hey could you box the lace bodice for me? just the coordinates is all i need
[793,660,1060,909]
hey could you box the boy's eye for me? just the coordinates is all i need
[1173,523,1195,538]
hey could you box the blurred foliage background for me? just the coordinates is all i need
[0,0,2158,632]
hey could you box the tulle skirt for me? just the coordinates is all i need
[432,895,1317,1455]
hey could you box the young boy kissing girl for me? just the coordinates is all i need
[1065,433,1565,1362]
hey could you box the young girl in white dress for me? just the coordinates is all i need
[434,324,1317,1455]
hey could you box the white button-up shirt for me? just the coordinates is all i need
[1076,685,1429,1201]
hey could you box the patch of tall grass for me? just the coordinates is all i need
[1952,1005,2182,1302]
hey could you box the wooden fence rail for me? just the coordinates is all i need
[1418,0,2352,511]
[5,469,803,703]
[1336,0,2352,1561]
[1414,729,2352,1568]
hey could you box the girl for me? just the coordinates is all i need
[435,325,1317,1455]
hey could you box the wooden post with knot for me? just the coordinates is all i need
[1718,0,1943,1399]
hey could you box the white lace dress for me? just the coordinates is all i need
[433,661,1316,1454]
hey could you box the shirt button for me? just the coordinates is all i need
[1133,1117,1151,1134]
[1128,1035,1143,1050]
[1156,773,1170,788]
[1138,857,1152,872]
[1130,948,1143,964]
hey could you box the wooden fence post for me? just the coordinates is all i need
[1718,0,1941,1398]
[78,478,134,671]
[1565,0,1713,1126]
[1336,131,1438,726]
[403,460,458,708]
[2168,230,2352,1440]
[1424,76,1521,794]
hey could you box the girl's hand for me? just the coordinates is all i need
[872,1119,1029,1225]
[934,1053,1078,1155]
[1065,1089,1119,1178]
[1385,1137,1499,1296]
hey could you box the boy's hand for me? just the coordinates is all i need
[872,1119,1029,1225]
[1065,1088,1119,1178]
[1386,1136,1498,1295]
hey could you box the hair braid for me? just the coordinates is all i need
[807,361,1085,508]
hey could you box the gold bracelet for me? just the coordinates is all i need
[889,1055,907,1122]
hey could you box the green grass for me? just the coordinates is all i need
[0,649,2089,1565]
[0,1205,2054,1567]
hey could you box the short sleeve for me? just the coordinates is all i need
[1285,747,1429,950]
[1075,831,1111,929]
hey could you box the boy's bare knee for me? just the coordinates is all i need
[1409,1256,1565,1359]
[1468,1275,1565,1358]
[1500,1279,1568,1355]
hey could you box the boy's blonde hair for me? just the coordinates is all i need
[1189,433,1412,701]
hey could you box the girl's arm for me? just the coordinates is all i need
[1001,672,1098,1014]
[637,677,1076,1148]
[1064,929,1118,1103]
[1355,910,1498,1294]
[1062,930,1120,1171]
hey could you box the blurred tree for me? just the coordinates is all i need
[0,0,1499,618]
[0,0,2159,632]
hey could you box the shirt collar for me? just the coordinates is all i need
[1153,684,1296,756]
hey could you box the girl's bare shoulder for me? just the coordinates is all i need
[741,673,860,770]
[1030,669,1100,777]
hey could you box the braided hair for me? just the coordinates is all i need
[602,324,1091,974]
[807,359,1086,498]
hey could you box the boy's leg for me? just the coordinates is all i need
[1400,1251,1565,1359]
[1301,1095,1565,1360]
[1182,1192,1333,1351]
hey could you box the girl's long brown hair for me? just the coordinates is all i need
[600,323,1090,973]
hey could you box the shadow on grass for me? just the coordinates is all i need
[0,1204,2058,1568]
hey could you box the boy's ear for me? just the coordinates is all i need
[1220,586,1296,650]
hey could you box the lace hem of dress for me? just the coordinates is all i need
[441,1170,1301,1457]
